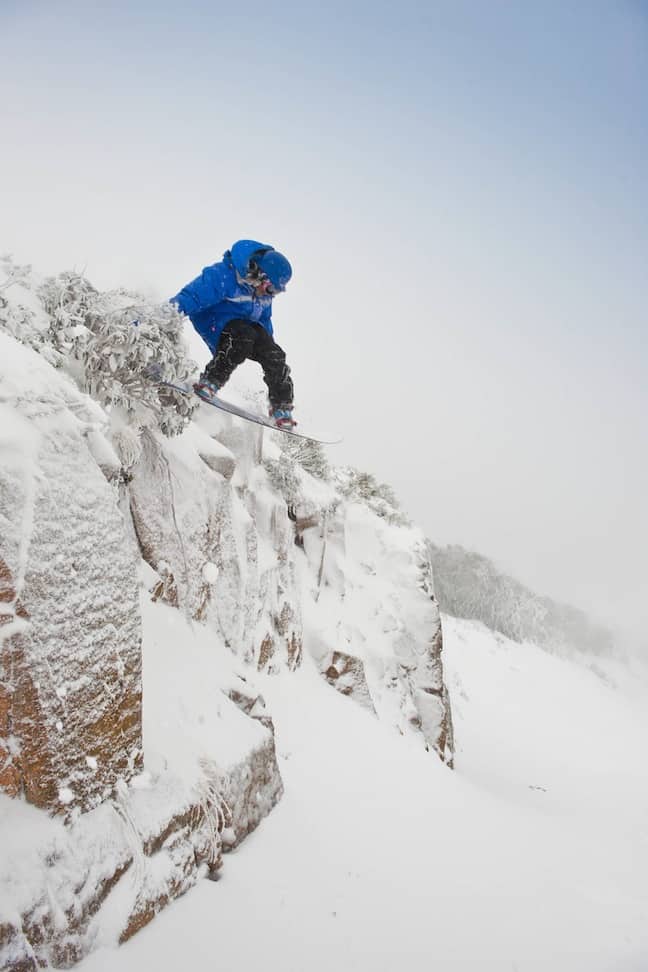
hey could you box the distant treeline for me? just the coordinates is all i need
[428,543,615,657]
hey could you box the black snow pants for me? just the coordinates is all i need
[204,319,294,407]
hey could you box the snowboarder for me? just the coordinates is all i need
[170,239,295,429]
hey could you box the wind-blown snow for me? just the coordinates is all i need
[79,617,648,972]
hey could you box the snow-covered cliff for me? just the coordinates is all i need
[0,261,453,968]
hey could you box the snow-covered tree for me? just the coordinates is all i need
[39,271,197,436]
[0,256,62,365]
[334,467,410,526]
[264,451,303,508]
[0,260,198,441]
[282,436,330,481]
[428,542,615,657]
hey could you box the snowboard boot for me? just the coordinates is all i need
[269,404,296,430]
[193,377,220,403]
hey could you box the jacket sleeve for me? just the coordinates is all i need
[171,262,229,317]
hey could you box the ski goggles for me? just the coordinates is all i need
[247,262,281,297]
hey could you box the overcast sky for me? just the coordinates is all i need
[2,0,647,649]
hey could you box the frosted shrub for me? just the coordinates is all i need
[1,260,197,437]
[264,452,302,506]
[282,436,330,481]
[335,467,409,526]
[81,299,196,436]
[39,269,97,346]
[0,255,31,294]
[40,271,197,436]
[264,430,335,507]
[0,256,63,366]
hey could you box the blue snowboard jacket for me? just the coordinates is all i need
[171,240,276,354]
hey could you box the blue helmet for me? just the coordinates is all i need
[253,248,292,292]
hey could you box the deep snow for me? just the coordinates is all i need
[79,613,648,972]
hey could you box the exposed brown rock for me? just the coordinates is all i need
[223,735,284,848]
[0,559,26,796]
[0,921,38,972]
[257,634,274,671]
[412,578,454,767]
[287,632,302,670]
[1,786,225,968]
[227,684,275,734]
[323,650,376,713]
[120,801,222,944]
[0,408,143,814]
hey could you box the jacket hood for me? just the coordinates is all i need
[226,239,272,277]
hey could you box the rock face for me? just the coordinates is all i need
[1,779,220,969]
[224,678,284,847]
[0,335,285,969]
[323,650,376,713]
[0,338,143,815]
[298,500,454,764]
[0,558,28,798]
[127,420,302,673]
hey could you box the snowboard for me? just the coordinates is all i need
[150,371,340,444]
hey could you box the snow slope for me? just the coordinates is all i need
[80,615,648,972]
